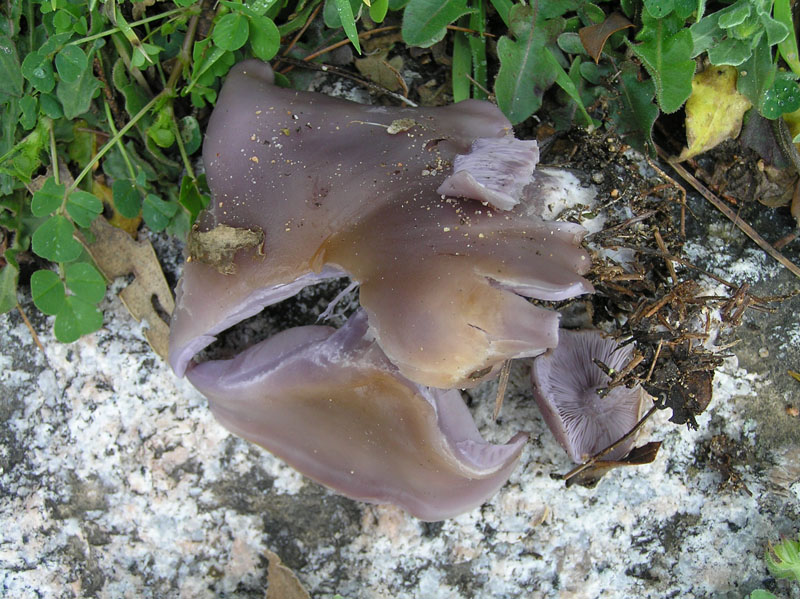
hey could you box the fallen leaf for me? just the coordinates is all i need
[355,52,406,93]
[579,12,633,63]
[265,549,310,599]
[565,441,662,488]
[186,223,265,275]
[679,65,752,161]
[80,216,174,360]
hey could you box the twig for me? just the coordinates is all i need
[493,360,512,421]
[275,57,418,107]
[279,2,323,60]
[646,156,687,237]
[562,405,658,483]
[644,339,663,384]
[656,145,800,280]
[653,227,678,284]
[16,302,45,355]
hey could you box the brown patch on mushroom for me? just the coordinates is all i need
[187,223,265,275]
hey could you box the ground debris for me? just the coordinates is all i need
[187,223,265,275]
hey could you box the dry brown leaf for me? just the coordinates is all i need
[80,216,174,360]
[566,441,662,488]
[265,549,310,599]
[355,52,406,93]
[579,13,633,63]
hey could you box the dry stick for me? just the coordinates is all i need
[493,360,512,421]
[585,209,658,240]
[282,25,401,71]
[562,405,659,483]
[280,2,322,60]
[276,56,418,107]
[16,302,45,355]
[644,339,664,384]
[285,23,493,73]
[653,227,678,284]
[646,157,687,238]
[656,146,800,280]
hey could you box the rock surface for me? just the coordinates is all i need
[1,165,799,599]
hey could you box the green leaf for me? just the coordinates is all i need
[32,214,82,262]
[30,269,66,315]
[39,93,63,118]
[629,25,695,113]
[644,0,674,19]
[66,190,103,228]
[65,262,105,303]
[248,15,280,61]
[707,36,753,66]
[468,7,488,100]
[738,37,775,112]
[31,177,66,217]
[19,95,37,130]
[56,51,101,119]
[765,533,800,582]
[213,12,250,52]
[609,61,659,154]
[690,11,721,57]
[775,0,800,76]
[495,5,559,124]
[402,0,473,48]
[370,0,389,22]
[54,45,88,84]
[551,54,595,127]
[749,590,777,599]
[488,0,512,25]
[142,193,178,232]
[112,179,142,218]
[761,75,800,119]
[179,174,210,222]
[54,295,103,343]
[179,116,202,155]
[0,263,18,314]
[452,30,471,103]
[717,0,750,28]
[0,34,23,99]
[333,0,362,54]
[21,51,56,93]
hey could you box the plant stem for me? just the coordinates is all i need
[69,93,165,194]
[69,6,192,47]
[49,121,59,186]
[103,101,137,181]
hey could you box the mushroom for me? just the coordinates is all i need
[531,329,648,463]
[168,60,594,519]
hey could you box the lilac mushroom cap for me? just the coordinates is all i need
[168,60,595,519]
[531,329,648,463]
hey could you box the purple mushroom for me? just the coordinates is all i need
[168,60,594,519]
[531,329,648,464]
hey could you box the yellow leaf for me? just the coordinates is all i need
[92,178,141,237]
[678,66,751,161]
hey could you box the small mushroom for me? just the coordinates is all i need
[531,329,648,463]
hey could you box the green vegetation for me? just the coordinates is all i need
[1,0,798,342]
[750,532,800,598]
